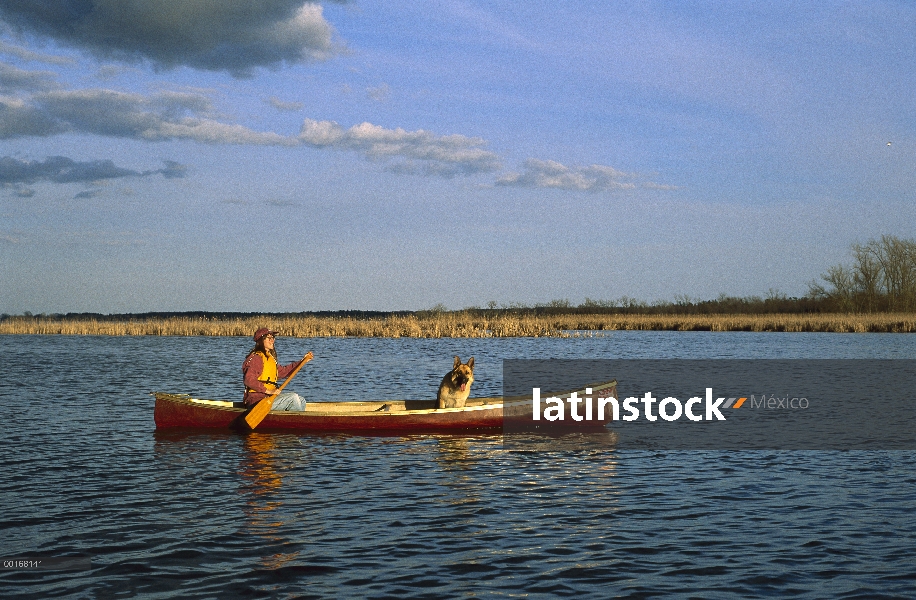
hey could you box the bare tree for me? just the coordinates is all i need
[812,236,916,312]
[877,235,916,311]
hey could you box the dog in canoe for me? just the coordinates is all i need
[437,356,475,409]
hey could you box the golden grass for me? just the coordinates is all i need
[2,312,916,337]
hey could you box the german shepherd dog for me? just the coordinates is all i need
[437,356,475,409]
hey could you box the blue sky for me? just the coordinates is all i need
[1,1,914,314]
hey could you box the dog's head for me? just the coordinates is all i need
[450,355,475,392]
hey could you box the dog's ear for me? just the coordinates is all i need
[453,356,461,369]
[467,357,474,370]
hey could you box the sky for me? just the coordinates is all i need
[1,1,914,314]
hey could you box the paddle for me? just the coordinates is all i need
[244,352,313,430]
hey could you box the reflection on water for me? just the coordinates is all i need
[434,436,473,469]
[239,434,303,572]
[434,437,485,514]
[241,434,282,497]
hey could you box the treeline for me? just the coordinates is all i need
[0,297,832,322]
[454,294,827,316]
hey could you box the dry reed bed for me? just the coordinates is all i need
[2,313,916,336]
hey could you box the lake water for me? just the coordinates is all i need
[2,332,916,598]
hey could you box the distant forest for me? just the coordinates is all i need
[4,235,915,320]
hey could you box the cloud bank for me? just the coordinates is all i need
[0,75,501,176]
[0,1,338,76]
[0,66,673,188]
[0,156,186,185]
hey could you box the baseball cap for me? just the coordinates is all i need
[253,327,278,342]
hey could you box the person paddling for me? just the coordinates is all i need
[243,328,309,411]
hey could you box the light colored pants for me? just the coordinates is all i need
[271,391,306,411]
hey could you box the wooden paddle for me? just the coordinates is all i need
[244,352,313,430]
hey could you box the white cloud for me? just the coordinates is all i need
[496,159,637,191]
[495,159,680,192]
[299,118,502,175]
[153,119,296,146]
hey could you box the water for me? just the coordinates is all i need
[2,332,916,598]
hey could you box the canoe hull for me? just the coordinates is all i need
[154,395,505,432]
[153,381,617,433]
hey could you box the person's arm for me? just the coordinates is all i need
[243,353,270,393]
[277,359,302,381]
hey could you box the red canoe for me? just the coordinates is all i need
[153,380,618,432]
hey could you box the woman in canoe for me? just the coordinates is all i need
[243,328,308,411]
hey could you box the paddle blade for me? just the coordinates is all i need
[244,396,274,430]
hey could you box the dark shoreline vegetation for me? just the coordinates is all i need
[4,236,916,335]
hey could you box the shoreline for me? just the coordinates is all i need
[2,313,916,336]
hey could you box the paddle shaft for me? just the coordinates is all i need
[244,352,313,430]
